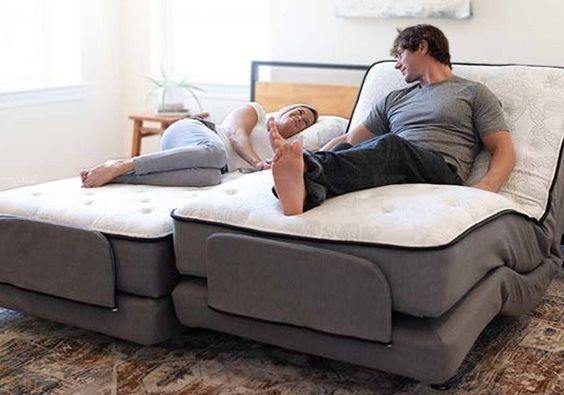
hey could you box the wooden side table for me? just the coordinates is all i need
[128,112,210,157]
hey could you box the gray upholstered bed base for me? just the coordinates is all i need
[172,257,557,384]
[0,216,181,344]
[168,142,564,383]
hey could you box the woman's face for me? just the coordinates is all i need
[276,107,316,138]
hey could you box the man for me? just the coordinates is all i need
[269,24,516,215]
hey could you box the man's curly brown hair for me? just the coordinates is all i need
[390,25,452,69]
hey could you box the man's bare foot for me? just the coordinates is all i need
[267,117,285,152]
[82,159,134,188]
[271,139,306,215]
[80,169,88,183]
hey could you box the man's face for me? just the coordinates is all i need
[394,46,426,83]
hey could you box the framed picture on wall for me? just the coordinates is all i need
[335,0,472,19]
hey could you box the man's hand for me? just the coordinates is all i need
[471,180,497,192]
[320,124,375,151]
[471,131,516,192]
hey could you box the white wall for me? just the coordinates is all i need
[120,0,157,154]
[0,0,124,190]
[269,0,564,66]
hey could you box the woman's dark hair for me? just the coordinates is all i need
[390,24,452,69]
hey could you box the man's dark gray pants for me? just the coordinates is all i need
[302,134,463,211]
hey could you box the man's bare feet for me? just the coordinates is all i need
[81,159,134,188]
[267,117,285,152]
[80,169,88,183]
[271,138,306,216]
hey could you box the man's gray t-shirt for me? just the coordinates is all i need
[363,75,508,182]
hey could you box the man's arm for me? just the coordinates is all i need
[320,124,375,151]
[472,130,516,192]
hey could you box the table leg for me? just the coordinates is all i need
[131,120,143,157]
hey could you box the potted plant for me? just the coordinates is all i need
[146,68,205,114]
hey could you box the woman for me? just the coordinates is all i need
[81,102,318,188]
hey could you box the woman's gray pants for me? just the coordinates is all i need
[302,133,463,211]
[115,119,227,187]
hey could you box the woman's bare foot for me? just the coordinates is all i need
[82,159,134,188]
[271,139,306,215]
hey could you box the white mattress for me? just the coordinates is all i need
[172,170,528,248]
[0,173,242,239]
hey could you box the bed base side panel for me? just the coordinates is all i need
[206,233,392,343]
[0,216,115,307]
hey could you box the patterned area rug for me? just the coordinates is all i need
[0,271,562,395]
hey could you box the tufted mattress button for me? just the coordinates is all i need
[83,200,93,206]
[31,192,41,197]
[225,189,237,195]
[138,197,150,203]
[141,207,153,214]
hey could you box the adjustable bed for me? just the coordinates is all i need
[171,62,564,383]
[0,61,364,345]
[0,178,213,345]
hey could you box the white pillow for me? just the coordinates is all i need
[266,112,349,151]
[297,116,349,151]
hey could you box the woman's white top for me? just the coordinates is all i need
[216,102,274,172]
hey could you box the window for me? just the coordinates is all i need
[0,0,83,105]
[156,0,271,87]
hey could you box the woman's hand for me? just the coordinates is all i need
[252,159,271,171]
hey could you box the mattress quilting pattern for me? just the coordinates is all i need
[173,170,527,248]
[0,174,240,238]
